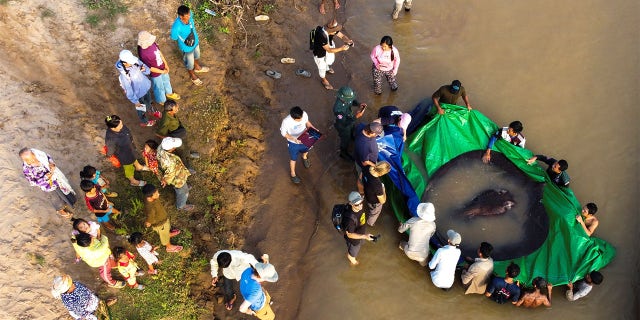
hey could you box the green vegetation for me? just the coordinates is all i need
[81,0,127,27]
[39,6,55,18]
[262,4,276,14]
[27,252,46,267]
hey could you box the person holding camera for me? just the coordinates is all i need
[170,5,209,86]
[342,192,376,266]
[311,19,354,90]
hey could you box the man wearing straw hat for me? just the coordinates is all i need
[363,161,391,226]
[51,274,117,320]
[311,18,354,90]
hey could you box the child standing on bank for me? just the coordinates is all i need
[80,180,121,230]
[128,232,160,275]
[142,140,162,182]
[80,165,118,198]
[113,246,145,290]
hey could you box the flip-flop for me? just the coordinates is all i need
[280,57,295,64]
[191,78,203,86]
[130,180,146,187]
[322,81,334,90]
[265,70,281,79]
[296,69,311,78]
[255,15,270,21]
[194,66,210,73]
[166,245,183,253]
[327,68,335,74]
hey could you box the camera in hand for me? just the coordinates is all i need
[370,234,381,242]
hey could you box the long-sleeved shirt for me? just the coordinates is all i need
[486,127,526,149]
[370,44,400,75]
[565,280,593,301]
[60,281,99,320]
[105,125,137,165]
[461,257,494,294]
[22,152,57,192]
[398,217,435,260]
[144,197,168,227]
[210,250,259,281]
[536,154,570,187]
[157,148,190,188]
[115,59,151,104]
[429,245,461,288]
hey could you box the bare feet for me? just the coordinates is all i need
[334,0,340,10]
[347,253,359,265]
[319,1,326,14]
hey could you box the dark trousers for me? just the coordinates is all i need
[335,122,354,154]
[220,276,235,303]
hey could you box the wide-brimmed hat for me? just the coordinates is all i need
[51,274,73,299]
[255,262,279,282]
[369,161,391,177]
[325,19,342,33]
[416,202,435,222]
[161,137,182,150]
[137,31,157,49]
[447,229,462,246]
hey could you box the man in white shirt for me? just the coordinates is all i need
[398,202,436,266]
[429,229,462,290]
[280,106,318,184]
[566,271,603,301]
[210,250,259,310]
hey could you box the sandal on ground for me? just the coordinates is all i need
[130,180,146,187]
[226,294,237,310]
[280,57,295,64]
[166,245,183,253]
[105,297,118,306]
[170,229,181,237]
[57,209,73,219]
[265,70,281,79]
[178,204,195,212]
[322,81,334,90]
[191,78,203,86]
[327,68,335,74]
[296,69,311,78]
[194,66,210,73]
[140,120,156,127]
[105,192,118,198]
[166,92,181,100]
[148,269,158,275]
[290,176,301,184]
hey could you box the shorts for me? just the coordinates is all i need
[287,141,309,161]
[96,206,113,223]
[346,239,362,258]
[182,45,201,71]
[123,163,135,179]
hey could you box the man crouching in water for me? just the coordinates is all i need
[516,277,553,308]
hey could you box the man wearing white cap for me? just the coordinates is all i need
[398,202,436,266]
[157,137,194,211]
[428,229,462,289]
[239,257,278,320]
[52,274,117,320]
[115,49,156,127]
[343,191,376,265]
[137,30,181,106]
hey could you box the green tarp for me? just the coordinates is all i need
[390,103,616,285]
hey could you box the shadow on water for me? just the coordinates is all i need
[424,151,548,260]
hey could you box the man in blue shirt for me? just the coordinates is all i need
[170,5,209,86]
[239,259,278,319]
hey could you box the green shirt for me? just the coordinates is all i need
[155,112,181,137]
[333,98,360,125]
[145,197,168,227]
[432,85,467,105]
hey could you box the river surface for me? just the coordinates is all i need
[293,0,639,319]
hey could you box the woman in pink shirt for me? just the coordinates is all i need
[370,36,401,95]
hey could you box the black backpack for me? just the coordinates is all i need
[331,203,350,232]
[309,26,323,51]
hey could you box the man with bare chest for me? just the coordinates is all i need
[516,277,553,308]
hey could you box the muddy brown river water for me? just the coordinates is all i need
[289,1,638,319]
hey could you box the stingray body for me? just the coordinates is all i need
[463,189,516,218]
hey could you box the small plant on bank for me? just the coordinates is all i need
[262,4,276,14]
[81,0,127,27]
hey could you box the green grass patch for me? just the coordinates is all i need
[81,0,127,27]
